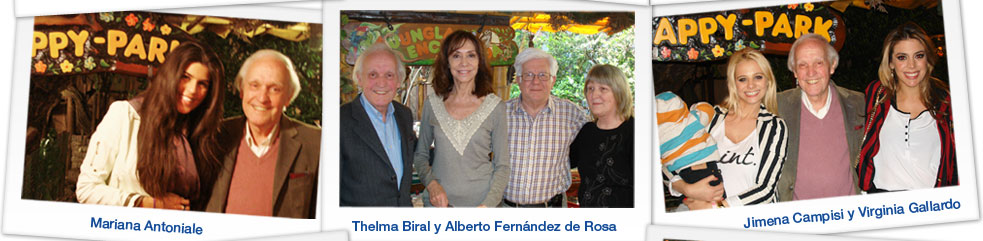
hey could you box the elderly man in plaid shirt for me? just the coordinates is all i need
[502,48,589,208]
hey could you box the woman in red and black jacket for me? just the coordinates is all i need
[857,22,957,193]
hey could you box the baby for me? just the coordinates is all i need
[656,91,725,205]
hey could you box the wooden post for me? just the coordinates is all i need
[492,66,511,100]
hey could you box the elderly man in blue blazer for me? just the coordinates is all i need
[340,43,416,207]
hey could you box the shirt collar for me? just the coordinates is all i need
[801,85,833,119]
[359,93,395,122]
[245,119,279,149]
[513,95,555,116]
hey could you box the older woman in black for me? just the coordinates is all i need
[569,64,634,207]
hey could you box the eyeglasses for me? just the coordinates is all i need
[521,72,553,82]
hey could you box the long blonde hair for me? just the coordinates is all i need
[723,48,777,116]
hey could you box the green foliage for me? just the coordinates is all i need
[22,128,66,201]
[510,27,636,109]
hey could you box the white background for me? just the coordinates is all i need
[1,1,331,241]
[0,0,980,240]
[651,0,979,235]
[323,0,653,240]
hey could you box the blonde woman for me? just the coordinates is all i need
[678,49,788,209]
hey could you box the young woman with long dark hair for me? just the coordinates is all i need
[76,41,226,210]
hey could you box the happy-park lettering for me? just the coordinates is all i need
[31,12,186,76]
[653,3,844,62]
[33,29,180,64]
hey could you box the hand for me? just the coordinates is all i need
[426,180,449,207]
[161,193,191,210]
[142,193,190,210]
[477,204,487,208]
[683,198,715,210]
[673,176,724,202]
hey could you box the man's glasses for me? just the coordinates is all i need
[521,72,552,82]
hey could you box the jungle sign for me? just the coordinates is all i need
[652,2,845,62]
[343,22,518,66]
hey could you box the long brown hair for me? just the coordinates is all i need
[136,41,225,200]
[877,22,948,120]
[430,30,494,100]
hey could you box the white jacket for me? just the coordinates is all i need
[75,100,148,207]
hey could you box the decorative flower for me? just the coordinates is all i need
[660,47,671,59]
[99,12,114,22]
[687,48,698,60]
[84,57,96,70]
[34,61,47,73]
[125,13,138,27]
[788,4,799,9]
[735,39,746,51]
[142,18,155,32]
[804,3,815,12]
[712,45,725,57]
[59,60,74,73]
[160,24,172,35]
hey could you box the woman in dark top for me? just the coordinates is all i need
[570,64,634,207]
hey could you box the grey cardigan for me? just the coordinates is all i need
[775,84,865,201]
[413,93,510,207]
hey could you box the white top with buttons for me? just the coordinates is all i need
[872,104,941,190]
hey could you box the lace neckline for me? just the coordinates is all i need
[429,92,501,156]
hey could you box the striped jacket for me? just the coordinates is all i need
[706,105,788,205]
[857,80,957,191]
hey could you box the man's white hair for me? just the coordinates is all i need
[787,34,839,72]
[352,43,406,85]
[236,49,302,104]
[513,47,559,78]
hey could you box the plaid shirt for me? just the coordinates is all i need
[504,95,589,204]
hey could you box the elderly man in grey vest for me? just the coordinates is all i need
[776,34,864,201]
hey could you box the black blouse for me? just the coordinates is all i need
[570,117,634,208]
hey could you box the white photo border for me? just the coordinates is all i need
[646,224,880,241]
[2,4,325,241]
[12,0,306,17]
[323,0,654,240]
[651,0,980,233]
